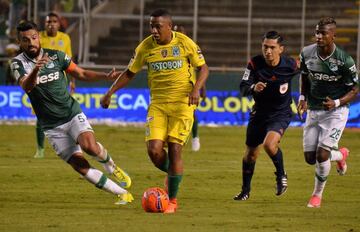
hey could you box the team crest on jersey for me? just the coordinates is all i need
[172,46,180,57]
[279,83,288,94]
[161,49,168,58]
[49,54,58,60]
[329,62,338,72]
[45,61,55,69]
[58,40,64,47]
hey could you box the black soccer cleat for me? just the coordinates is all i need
[233,191,250,201]
[275,172,288,196]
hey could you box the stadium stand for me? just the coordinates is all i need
[89,0,359,68]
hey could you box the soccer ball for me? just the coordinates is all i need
[141,187,169,213]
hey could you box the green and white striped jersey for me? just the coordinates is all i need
[11,48,82,130]
[300,44,359,110]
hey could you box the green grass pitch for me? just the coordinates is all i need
[0,125,359,232]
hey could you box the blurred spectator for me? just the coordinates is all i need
[60,0,74,13]
[52,0,74,32]
[4,41,19,85]
[8,0,27,36]
[173,25,186,34]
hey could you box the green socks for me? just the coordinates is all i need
[36,122,45,149]
[168,175,183,199]
[192,117,199,138]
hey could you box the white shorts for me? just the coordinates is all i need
[303,106,349,152]
[44,113,94,161]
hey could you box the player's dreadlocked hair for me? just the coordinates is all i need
[262,31,284,45]
[318,17,336,27]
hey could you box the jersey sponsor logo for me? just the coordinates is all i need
[172,46,180,57]
[279,83,288,94]
[242,68,250,80]
[149,60,183,71]
[161,49,168,58]
[311,72,340,82]
[37,71,60,84]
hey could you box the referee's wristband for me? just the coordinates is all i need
[334,99,341,107]
[298,95,305,101]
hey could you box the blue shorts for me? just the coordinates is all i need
[245,116,290,147]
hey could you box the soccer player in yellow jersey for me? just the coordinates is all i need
[33,12,75,158]
[101,9,209,213]
[40,12,73,61]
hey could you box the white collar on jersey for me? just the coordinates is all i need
[317,44,336,61]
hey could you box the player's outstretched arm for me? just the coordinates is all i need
[100,69,135,109]
[66,63,120,82]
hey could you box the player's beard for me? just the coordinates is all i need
[26,45,41,59]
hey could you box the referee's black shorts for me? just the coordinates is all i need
[245,116,291,148]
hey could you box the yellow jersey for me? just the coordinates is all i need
[39,31,72,57]
[128,31,206,103]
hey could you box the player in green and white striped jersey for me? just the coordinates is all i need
[11,20,133,205]
[297,17,359,208]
